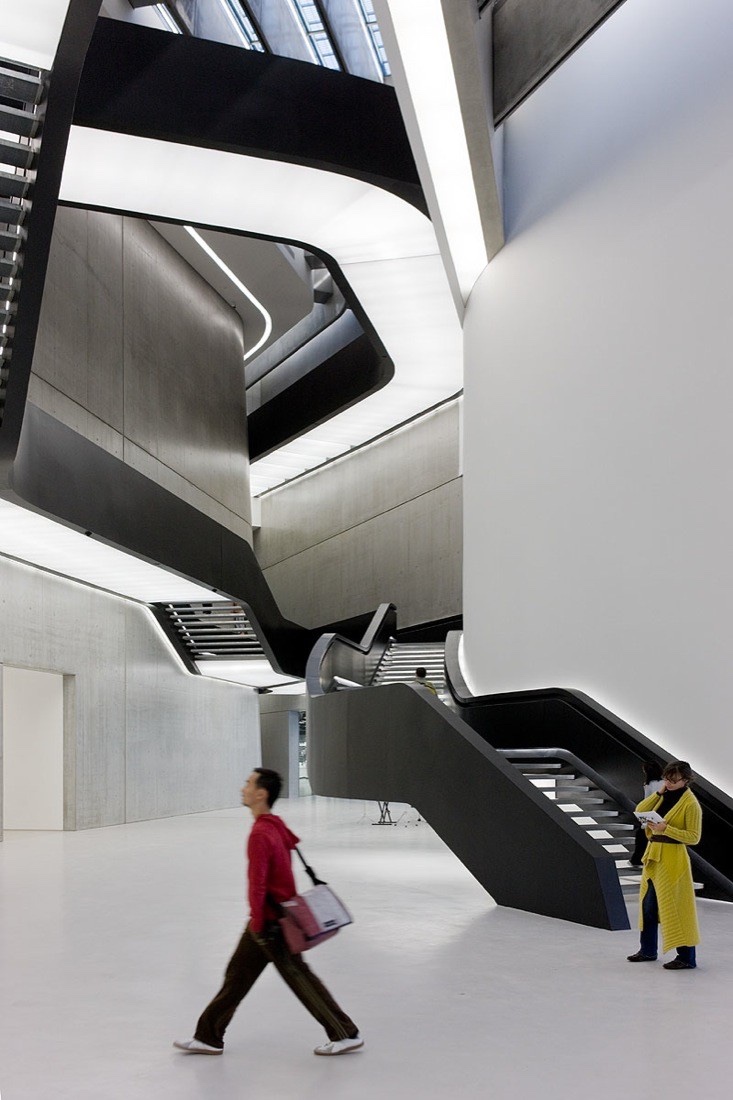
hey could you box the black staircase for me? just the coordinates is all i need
[155,600,267,672]
[372,640,446,695]
[0,59,46,427]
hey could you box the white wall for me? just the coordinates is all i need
[2,668,64,830]
[463,0,733,792]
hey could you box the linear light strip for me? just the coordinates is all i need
[154,4,181,33]
[184,225,273,360]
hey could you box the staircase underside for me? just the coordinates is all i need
[308,682,630,931]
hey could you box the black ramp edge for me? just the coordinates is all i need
[0,0,102,478]
[9,404,314,675]
[308,683,629,930]
[248,331,392,461]
[444,634,733,902]
[74,18,426,215]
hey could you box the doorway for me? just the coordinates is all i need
[2,666,65,830]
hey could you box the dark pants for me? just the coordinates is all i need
[630,825,647,864]
[194,923,359,1048]
[640,880,697,966]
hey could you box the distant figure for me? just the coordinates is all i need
[174,768,363,1057]
[629,760,664,867]
[414,666,438,695]
[627,760,701,970]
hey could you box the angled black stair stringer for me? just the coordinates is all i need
[308,682,630,931]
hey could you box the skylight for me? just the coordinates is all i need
[357,0,391,77]
[286,0,341,70]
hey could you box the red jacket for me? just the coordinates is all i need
[247,813,300,933]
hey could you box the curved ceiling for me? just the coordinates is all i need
[59,19,463,494]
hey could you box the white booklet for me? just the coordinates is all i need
[635,810,665,824]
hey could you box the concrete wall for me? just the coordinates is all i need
[31,207,252,541]
[259,693,304,800]
[255,401,462,629]
[0,555,260,837]
[462,0,733,794]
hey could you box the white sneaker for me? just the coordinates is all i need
[313,1035,364,1056]
[173,1038,223,1055]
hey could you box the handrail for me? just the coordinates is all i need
[445,632,733,900]
[306,601,396,696]
[498,747,634,812]
[499,748,733,899]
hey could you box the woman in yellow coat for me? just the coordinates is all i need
[627,760,702,970]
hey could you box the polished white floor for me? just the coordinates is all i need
[2,796,732,1100]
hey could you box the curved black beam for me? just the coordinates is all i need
[308,682,629,930]
[0,0,102,480]
[248,329,390,461]
[0,8,419,673]
[73,18,427,215]
[444,633,733,901]
[69,18,416,464]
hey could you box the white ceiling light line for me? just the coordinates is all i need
[184,225,273,361]
[154,4,181,34]
[0,498,227,604]
[374,0,490,304]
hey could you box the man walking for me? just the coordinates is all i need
[174,768,363,1057]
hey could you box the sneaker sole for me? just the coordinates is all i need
[173,1042,223,1055]
[314,1040,364,1056]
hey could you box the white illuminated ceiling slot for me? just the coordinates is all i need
[0,0,71,69]
[374,0,490,303]
[0,499,225,604]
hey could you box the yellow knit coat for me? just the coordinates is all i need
[636,786,702,953]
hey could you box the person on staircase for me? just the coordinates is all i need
[627,760,702,970]
[414,667,437,695]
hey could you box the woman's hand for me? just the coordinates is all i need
[648,819,668,833]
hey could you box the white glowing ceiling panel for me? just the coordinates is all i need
[0,0,70,69]
[0,498,225,604]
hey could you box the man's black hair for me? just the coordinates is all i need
[415,667,427,678]
[253,767,283,807]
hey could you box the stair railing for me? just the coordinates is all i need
[499,747,733,899]
[306,602,396,696]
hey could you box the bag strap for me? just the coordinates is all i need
[295,846,327,886]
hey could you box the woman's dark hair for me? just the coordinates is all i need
[641,760,663,783]
[662,760,694,784]
[253,767,283,807]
